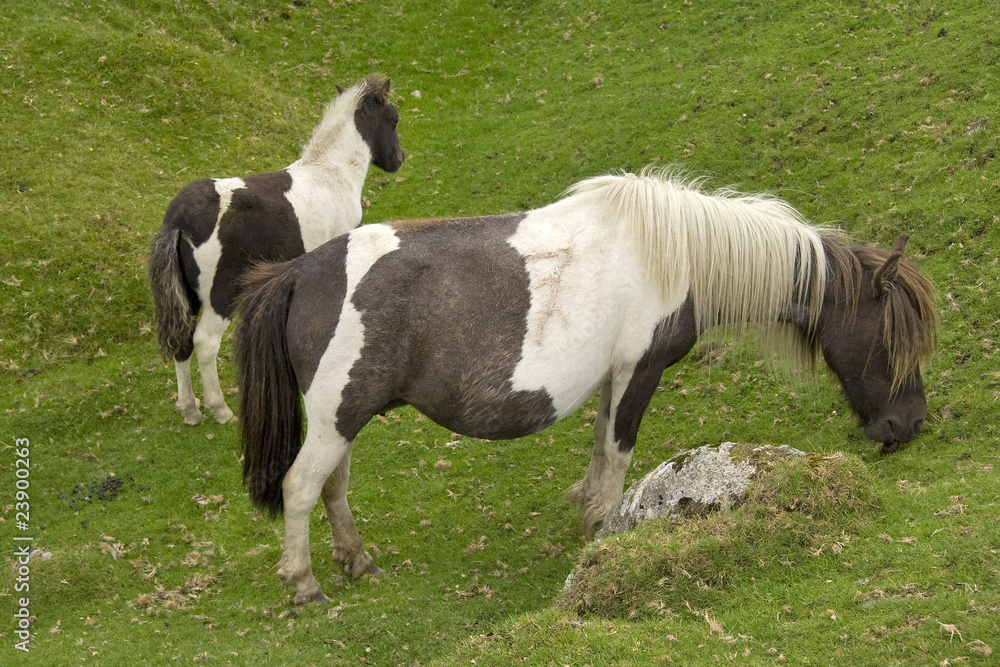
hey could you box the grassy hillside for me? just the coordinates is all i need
[2,0,997,664]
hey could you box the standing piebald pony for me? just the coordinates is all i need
[235,170,937,603]
[149,74,404,425]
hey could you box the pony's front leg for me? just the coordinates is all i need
[566,383,633,538]
[570,312,698,537]
[276,432,347,604]
[321,451,381,578]
[173,355,204,425]
[192,310,236,424]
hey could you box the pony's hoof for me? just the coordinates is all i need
[180,411,204,426]
[176,400,204,425]
[293,589,328,605]
[364,563,384,577]
[211,408,236,424]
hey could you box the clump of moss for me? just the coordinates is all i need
[560,452,880,619]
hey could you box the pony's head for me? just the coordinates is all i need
[816,235,938,453]
[302,74,404,172]
[340,74,405,173]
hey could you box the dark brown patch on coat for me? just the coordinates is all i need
[163,178,221,248]
[613,300,698,452]
[212,170,306,319]
[285,213,557,441]
[386,217,453,231]
[285,237,350,395]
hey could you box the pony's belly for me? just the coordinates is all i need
[401,366,566,442]
[513,366,606,422]
[411,394,560,442]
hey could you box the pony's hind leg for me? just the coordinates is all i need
[173,356,204,425]
[192,309,236,424]
[277,429,350,604]
[320,450,381,578]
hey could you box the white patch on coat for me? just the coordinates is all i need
[303,225,401,423]
[286,137,370,252]
[507,197,674,420]
[192,177,245,308]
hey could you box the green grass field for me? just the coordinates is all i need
[2,1,998,664]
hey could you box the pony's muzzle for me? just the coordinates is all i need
[385,148,405,173]
[865,413,925,449]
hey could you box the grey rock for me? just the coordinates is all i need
[595,442,805,539]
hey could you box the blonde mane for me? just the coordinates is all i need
[567,170,828,336]
[565,169,937,386]
[299,74,391,165]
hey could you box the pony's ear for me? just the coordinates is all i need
[381,78,392,96]
[335,84,345,95]
[873,234,909,295]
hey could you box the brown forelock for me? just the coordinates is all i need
[822,236,938,385]
[359,73,392,104]
[856,244,938,383]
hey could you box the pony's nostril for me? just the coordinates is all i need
[885,415,923,442]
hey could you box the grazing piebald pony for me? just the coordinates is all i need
[148,74,405,425]
[234,170,937,603]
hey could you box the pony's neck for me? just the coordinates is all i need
[686,226,827,337]
[295,100,372,185]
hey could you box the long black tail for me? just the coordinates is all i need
[234,261,303,517]
[148,227,196,360]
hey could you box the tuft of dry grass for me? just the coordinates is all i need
[561,453,880,619]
